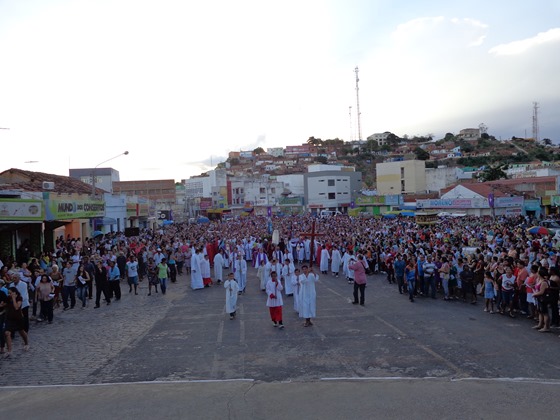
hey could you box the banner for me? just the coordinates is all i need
[46,196,105,220]
[0,199,44,221]
[416,198,489,209]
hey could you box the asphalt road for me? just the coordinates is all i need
[1,267,559,419]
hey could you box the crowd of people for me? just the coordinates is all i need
[1,213,559,358]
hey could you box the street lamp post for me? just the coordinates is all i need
[91,151,129,197]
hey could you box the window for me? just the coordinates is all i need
[328,192,336,200]
[271,188,275,194]
[328,179,335,186]
[260,187,266,194]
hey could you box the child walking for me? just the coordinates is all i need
[224,272,239,320]
[483,271,496,314]
[266,271,284,329]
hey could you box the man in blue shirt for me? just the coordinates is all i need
[394,254,406,294]
[107,261,121,301]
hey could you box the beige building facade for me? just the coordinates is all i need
[376,160,427,195]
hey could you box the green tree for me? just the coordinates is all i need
[386,132,400,145]
[543,138,552,146]
[413,147,430,160]
[444,132,455,141]
[307,136,323,146]
[253,147,265,155]
[314,156,328,164]
[477,165,508,182]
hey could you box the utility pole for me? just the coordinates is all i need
[532,102,539,143]
[355,66,362,142]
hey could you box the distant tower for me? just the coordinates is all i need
[355,66,362,141]
[348,106,353,142]
[532,102,539,142]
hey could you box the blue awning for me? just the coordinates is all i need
[96,217,117,225]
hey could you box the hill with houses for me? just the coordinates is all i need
[217,129,560,188]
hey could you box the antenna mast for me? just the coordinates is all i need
[355,66,362,141]
[348,106,353,142]
[532,102,539,143]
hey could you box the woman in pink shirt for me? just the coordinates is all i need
[349,255,368,306]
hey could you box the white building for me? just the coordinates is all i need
[458,128,480,140]
[367,132,391,146]
[267,147,284,157]
[308,164,351,173]
[229,177,284,214]
[425,166,459,193]
[304,169,362,214]
[276,174,304,196]
[103,193,127,232]
[506,165,560,179]
[183,169,227,199]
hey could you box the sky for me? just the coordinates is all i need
[1,0,559,182]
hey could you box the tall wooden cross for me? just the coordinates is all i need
[300,219,325,268]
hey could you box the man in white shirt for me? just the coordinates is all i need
[126,255,139,295]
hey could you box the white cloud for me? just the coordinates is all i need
[489,28,560,55]
[1,3,559,182]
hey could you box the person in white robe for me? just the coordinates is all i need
[342,250,353,282]
[319,246,330,274]
[266,271,284,328]
[297,242,305,264]
[282,258,296,296]
[254,249,268,268]
[304,239,311,262]
[270,259,282,279]
[201,254,212,287]
[264,259,273,287]
[224,272,239,320]
[298,265,319,327]
[347,255,356,284]
[257,259,267,291]
[190,249,204,290]
[235,255,248,293]
[213,250,225,284]
[291,267,301,312]
[331,247,342,277]
[289,238,298,262]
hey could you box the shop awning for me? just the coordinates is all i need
[96,217,117,225]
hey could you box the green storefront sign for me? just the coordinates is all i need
[46,196,105,220]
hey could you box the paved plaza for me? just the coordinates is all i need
[1,268,560,418]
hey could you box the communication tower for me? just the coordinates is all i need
[532,102,539,142]
[348,106,353,142]
[355,66,362,141]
